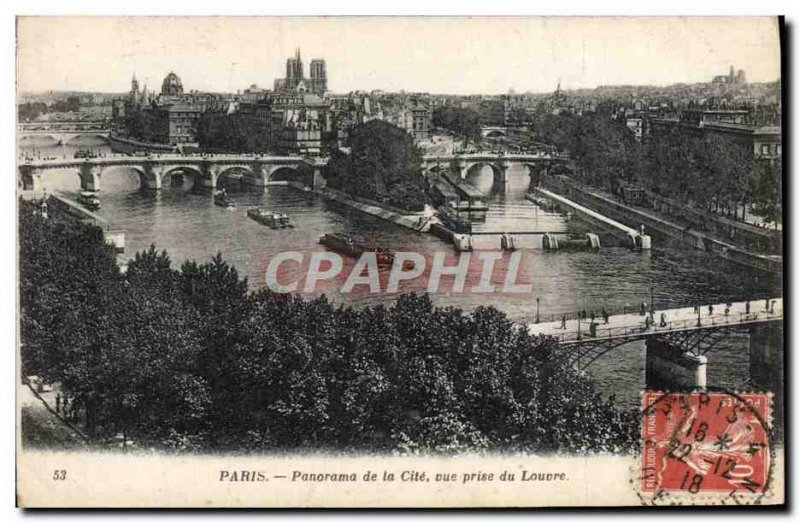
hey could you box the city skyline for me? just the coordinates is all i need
[18,17,781,96]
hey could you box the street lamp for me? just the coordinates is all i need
[650,286,655,313]
[535,297,540,324]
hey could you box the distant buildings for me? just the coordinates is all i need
[477,99,509,126]
[712,66,747,87]
[309,60,328,98]
[270,90,332,155]
[269,50,333,154]
[385,101,431,140]
[110,47,442,152]
[649,108,781,165]
[274,49,327,96]
[112,71,216,146]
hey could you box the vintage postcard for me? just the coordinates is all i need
[15,16,784,508]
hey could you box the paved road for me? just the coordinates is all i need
[19,384,86,450]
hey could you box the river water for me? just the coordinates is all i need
[22,139,782,406]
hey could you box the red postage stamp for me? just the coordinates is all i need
[641,391,772,498]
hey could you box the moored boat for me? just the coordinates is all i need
[213,190,235,209]
[435,205,472,234]
[76,191,100,211]
[247,208,293,229]
[319,233,395,266]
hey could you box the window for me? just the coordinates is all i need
[761,144,770,155]
[776,144,782,155]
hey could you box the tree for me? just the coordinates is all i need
[702,135,755,218]
[20,202,639,454]
[321,146,352,191]
[750,158,782,229]
[507,108,533,127]
[194,112,271,153]
[18,102,49,122]
[432,107,482,148]
[334,120,427,211]
[535,113,640,191]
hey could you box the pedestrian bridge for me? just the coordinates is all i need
[18,154,328,192]
[527,297,783,374]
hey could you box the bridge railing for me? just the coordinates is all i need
[531,299,783,326]
[542,310,783,344]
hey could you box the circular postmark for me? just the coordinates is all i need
[636,389,774,506]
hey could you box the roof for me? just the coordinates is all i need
[301,93,328,106]
[166,103,203,113]
[700,122,782,137]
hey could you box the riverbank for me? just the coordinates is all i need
[45,193,126,253]
[108,133,178,154]
[314,187,433,232]
[541,175,782,274]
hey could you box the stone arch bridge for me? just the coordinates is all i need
[18,122,111,146]
[18,154,328,193]
[422,152,572,189]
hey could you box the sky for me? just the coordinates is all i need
[16,16,782,95]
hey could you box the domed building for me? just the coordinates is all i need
[161,71,184,96]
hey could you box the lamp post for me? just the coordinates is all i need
[650,286,655,313]
[535,297,540,324]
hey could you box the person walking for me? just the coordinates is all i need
[660,312,667,327]
[560,315,567,330]
[745,301,750,314]
[708,304,714,316]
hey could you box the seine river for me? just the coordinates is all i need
[22,138,782,405]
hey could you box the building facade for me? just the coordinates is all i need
[309,59,327,97]
[274,49,327,97]
[649,109,782,168]
[113,72,213,146]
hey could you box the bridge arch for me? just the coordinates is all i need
[19,135,59,147]
[484,130,507,138]
[33,166,84,192]
[216,165,258,189]
[267,165,310,187]
[521,163,549,189]
[98,165,148,191]
[63,134,110,146]
[158,165,205,189]
[463,161,503,193]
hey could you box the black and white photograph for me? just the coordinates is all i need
[13,14,785,508]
